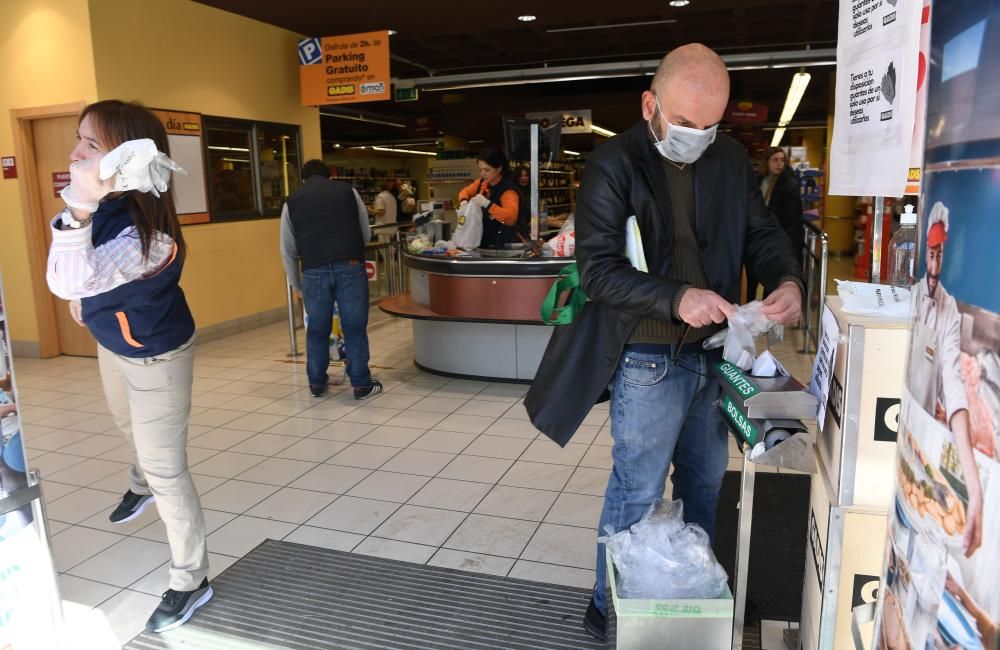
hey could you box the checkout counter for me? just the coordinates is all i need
[379,251,571,381]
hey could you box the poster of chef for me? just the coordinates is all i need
[875,2,1000,649]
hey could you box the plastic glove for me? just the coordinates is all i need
[458,200,469,216]
[703,301,776,371]
[60,157,114,212]
[470,193,491,210]
[99,138,186,197]
[68,300,85,327]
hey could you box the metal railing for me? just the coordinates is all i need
[366,236,408,302]
[800,221,829,356]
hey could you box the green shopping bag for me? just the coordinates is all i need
[541,263,588,325]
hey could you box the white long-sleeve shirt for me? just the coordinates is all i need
[279,188,371,291]
[46,215,174,301]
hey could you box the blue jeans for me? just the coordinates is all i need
[593,348,729,614]
[301,261,372,389]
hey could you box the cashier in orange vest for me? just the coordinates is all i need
[457,147,522,248]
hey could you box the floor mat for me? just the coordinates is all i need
[125,539,607,649]
[714,470,811,622]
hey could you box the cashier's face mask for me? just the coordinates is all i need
[648,96,718,164]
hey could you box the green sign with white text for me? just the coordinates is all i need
[716,361,760,399]
[722,394,760,445]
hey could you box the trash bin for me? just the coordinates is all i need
[606,548,734,650]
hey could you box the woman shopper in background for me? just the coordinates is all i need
[746,146,805,300]
[45,100,212,634]
[513,165,532,240]
[457,147,522,248]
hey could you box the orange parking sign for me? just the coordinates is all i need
[299,31,390,106]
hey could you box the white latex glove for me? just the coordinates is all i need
[458,200,469,216]
[100,138,186,197]
[470,194,491,210]
[60,157,114,212]
[68,300,85,327]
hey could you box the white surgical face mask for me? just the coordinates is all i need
[648,97,718,164]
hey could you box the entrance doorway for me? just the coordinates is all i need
[12,102,96,358]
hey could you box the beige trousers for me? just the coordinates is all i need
[97,336,208,591]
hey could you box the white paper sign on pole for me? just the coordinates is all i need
[808,306,840,431]
[829,0,923,198]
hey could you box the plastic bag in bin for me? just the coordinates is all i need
[600,499,728,600]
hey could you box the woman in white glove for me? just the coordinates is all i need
[45,100,212,634]
[457,147,523,248]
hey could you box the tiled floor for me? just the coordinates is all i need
[14,308,816,646]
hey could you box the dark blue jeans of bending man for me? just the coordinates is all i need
[302,261,372,390]
[592,348,729,615]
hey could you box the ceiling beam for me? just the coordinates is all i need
[395,48,837,89]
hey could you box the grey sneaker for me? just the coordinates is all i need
[145,578,214,633]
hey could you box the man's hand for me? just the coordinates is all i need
[293,288,303,299]
[69,300,85,327]
[678,289,734,328]
[0,404,16,418]
[762,281,802,325]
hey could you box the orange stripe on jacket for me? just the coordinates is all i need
[114,312,144,348]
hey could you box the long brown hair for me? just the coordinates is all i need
[80,100,186,261]
[762,146,788,177]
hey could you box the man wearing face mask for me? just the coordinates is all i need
[524,44,803,641]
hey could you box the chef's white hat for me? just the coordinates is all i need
[927,201,949,247]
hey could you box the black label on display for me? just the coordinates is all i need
[809,510,826,591]
[874,397,901,442]
[852,574,880,608]
[828,375,844,429]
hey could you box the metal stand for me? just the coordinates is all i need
[731,450,756,650]
[0,470,64,629]
[285,282,301,358]
[871,196,884,284]
[800,223,830,356]
[530,123,540,242]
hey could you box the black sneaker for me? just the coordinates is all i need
[353,379,383,400]
[108,490,155,524]
[145,578,214,633]
[310,383,328,397]
[583,596,607,642]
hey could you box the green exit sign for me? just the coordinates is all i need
[394,87,419,102]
